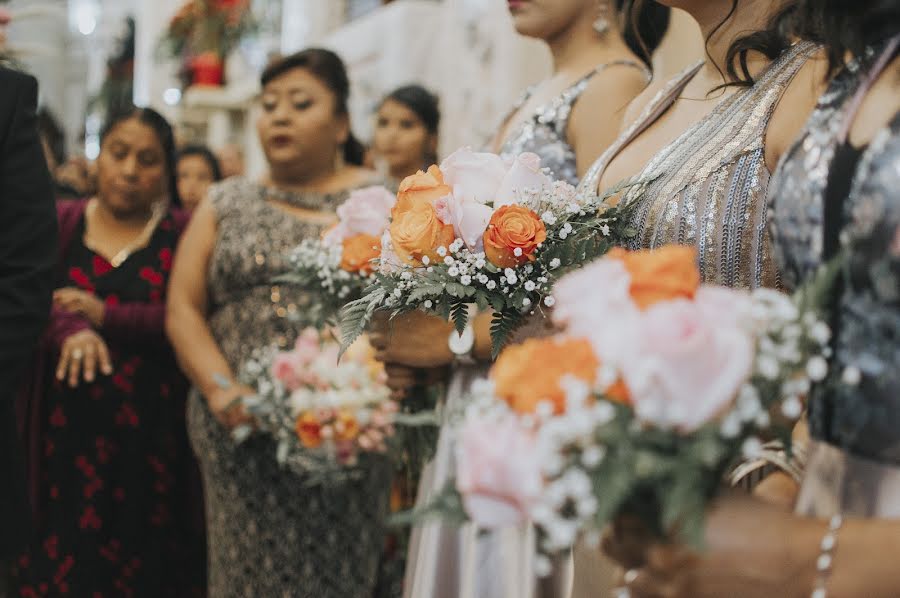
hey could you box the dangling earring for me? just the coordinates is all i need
[593,1,610,35]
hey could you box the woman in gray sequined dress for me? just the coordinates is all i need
[601,4,900,597]
[166,49,391,598]
[371,3,671,598]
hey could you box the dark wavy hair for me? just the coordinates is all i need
[178,144,223,182]
[788,0,900,76]
[617,0,671,68]
[261,48,366,166]
[378,85,440,164]
[100,107,181,205]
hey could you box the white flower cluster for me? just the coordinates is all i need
[289,239,366,300]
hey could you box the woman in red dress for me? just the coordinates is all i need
[13,107,205,597]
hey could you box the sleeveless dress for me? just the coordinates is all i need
[499,61,650,186]
[186,177,393,598]
[403,61,647,598]
[768,45,900,521]
[579,41,818,289]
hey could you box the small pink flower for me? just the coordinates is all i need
[433,194,493,251]
[323,186,395,244]
[622,298,754,431]
[439,148,509,204]
[456,416,544,529]
[494,152,551,207]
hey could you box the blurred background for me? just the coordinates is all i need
[3,0,702,181]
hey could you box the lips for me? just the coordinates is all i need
[507,0,526,10]
[269,134,294,147]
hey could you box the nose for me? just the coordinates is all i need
[270,99,292,125]
[121,154,139,180]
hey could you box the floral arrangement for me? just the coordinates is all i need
[235,329,401,477]
[403,246,837,569]
[340,148,642,357]
[157,0,256,86]
[276,186,396,330]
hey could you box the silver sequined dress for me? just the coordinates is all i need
[579,42,818,289]
[403,62,651,598]
[768,47,900,520]
[187,177,392,598]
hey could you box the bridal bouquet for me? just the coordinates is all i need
[340,148,641,356]
[277,186,396,329]
[406,246,836,568]
[235,328,400,476]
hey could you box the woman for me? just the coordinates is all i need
[373,3,671,598]
[605,2,900,596]
[13,108,205,597]
[166,49,392,598]
[176,145,222,211]
[493,0,670,183]
[372,85,440,186]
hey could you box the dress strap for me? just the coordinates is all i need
[578,60,704,196]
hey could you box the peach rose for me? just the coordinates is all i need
[394,165,452,215]
[483,205,547,268]
[334,409,360,441]
[340,233,381,274]
[296,412,323,448]
[610,246,700,309]
[491,336,599,414]
[389,201,456,267]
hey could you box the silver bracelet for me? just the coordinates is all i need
[810,514,843,598]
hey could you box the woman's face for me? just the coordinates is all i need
[372,99,435,176]
[508,0,596,40]
[177,154,215,211]
[96,118,167,218]
[256,67,349,172]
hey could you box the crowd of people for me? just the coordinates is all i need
[1,0,899,597]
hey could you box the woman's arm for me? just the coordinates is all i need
[102,302,167,342]
[165,198,248,417]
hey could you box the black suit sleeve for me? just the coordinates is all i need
[0,69,57,386]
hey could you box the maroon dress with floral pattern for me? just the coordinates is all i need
[14,208,205,597]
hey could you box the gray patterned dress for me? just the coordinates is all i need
[499,60,649,186]
[187,177,392,597]
[768,45,900,520]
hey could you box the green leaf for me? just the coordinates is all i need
[450,302,470,335]
[337,286,386,357]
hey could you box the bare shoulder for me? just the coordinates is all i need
[577,64,650,118]
[765,50,831,170]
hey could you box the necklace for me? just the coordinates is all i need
[83,198,167,268]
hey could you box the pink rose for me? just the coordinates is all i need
[439,148,509,204]
[433,194,493,251]
[456,416,544,528]
[271,353,303,391]
[621,298,754,431]
[552,258,641,369]
[323,186,396,245]
[494,152,551,208]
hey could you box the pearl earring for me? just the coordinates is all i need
[593,1,610,35]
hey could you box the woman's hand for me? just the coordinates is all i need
[368,311,456,368]
[54,287,106,327]
[607,494,818,598]
[56,329,113,387]
[207,383,256,429]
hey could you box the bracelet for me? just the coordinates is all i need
[810,514,843,598]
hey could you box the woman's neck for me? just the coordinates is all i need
[689,0,785,82]
[268,162,339,193]
[93,197,154,231]
[545,14,636,79]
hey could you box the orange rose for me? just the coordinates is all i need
[483,205,547,268]
[491,337,599,414]
[334,409,360,441]
[610,245,700,309]
[389,201,456,267]
[340,233,381,274]
[296,412,323,448]
[394,165,451,215]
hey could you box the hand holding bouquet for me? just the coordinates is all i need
[407,246,836,569]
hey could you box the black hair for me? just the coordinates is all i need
[100,106,181,206]
[719,1,797,87]
[261,48,366,166]
[178,144,223,182]
[378,85,440,165]
[788,0,900,76]
[37,107,66,167]
[616,0,671,68]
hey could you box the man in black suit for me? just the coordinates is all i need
[0,66,57,595]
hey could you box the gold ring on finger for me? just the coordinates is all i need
[71,348,85,360]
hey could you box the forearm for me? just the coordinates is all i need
[166,302,234,398]
[827,518,900,598]
[102,302,167,343]
[45,307,91,350]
